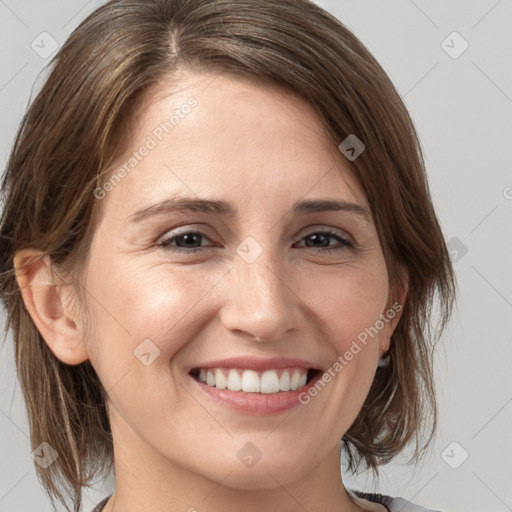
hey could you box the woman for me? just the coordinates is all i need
[0,1,455,511]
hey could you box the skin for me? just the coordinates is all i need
[14,70,406,512]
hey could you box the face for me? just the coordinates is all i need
[79,70,398,489]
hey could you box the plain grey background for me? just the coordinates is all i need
[0,1,511,511]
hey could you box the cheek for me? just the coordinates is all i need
[306,262,389,353]
[81,260,224,432]
[299,262,389,409]
[81,257,185,365]
[82,253,227,386]
[295,268,389,432]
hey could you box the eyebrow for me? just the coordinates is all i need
[129,197,372,224]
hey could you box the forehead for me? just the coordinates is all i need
[99,70,368,218]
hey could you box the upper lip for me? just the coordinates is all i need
[188,356,323,373]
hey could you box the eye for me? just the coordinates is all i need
[159,230,214,253]
[293,230,353,254]
[159,228,353,254]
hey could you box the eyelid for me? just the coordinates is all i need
[297,224,353,240]
[157,224,215,241]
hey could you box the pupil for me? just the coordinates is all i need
[180,233,200,247]
[307,233,328,247]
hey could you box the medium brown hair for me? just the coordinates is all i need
[0,0,456,510]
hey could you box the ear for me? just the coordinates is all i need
[379,268,409,358]
[13,249,89,365]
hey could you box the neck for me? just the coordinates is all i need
[102,419,362,512]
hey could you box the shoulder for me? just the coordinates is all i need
[350,489,443,512]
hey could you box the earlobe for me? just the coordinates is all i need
[13,249,89,365]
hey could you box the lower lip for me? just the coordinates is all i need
[189,372,322,415]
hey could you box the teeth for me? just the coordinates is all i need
[241,370,260,392]
[279,371,291,391]
[260,370,280,393]
[290,370,300,390]
[197,368,310,393]
[227,369,242,391]
[214,368,227,389]
[206,371,215,387]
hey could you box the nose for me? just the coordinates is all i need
[219,243,299,343]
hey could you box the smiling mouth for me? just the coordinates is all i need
[189,367,321,393]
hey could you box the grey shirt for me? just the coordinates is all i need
[350,490,442,511]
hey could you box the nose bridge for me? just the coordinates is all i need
[221,234,297,341]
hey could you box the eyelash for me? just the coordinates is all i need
[158,229,354,254]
